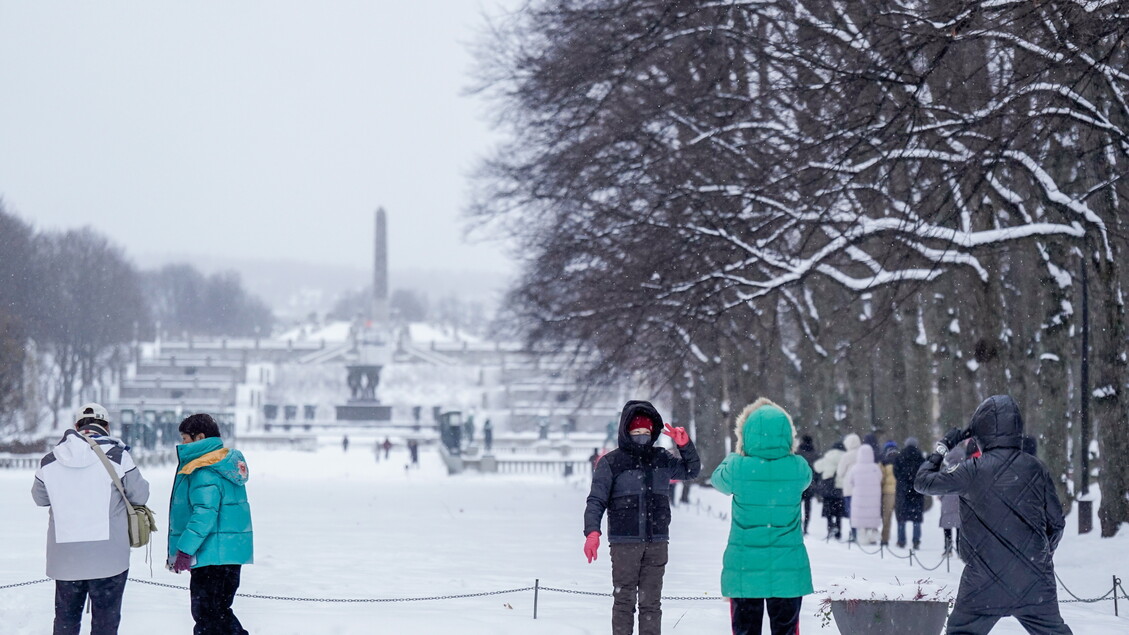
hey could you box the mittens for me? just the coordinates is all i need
[583,531,601,563]
[172,550,193,573]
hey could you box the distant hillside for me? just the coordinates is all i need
[133,252,513,323]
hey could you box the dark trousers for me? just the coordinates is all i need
[898,521,922,547]
[610,541,668,635]
[730,597,802,635]
[946,603,1073,635]
[53,569,128,635]
[826,513,842,539]
[190,565,248,635]
[943,528,961,553]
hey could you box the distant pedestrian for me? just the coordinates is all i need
[464,415,476,445]
[863,432,880,455]
[879,440,899,547]
[796,434,819,535]
[916,395,1071,634]
[937,445,964,558]
[583,400,700,635]
[483,419,494,453]
[712,398,813,635]
[169,413,252,635]
[408,439,419,465]
[342,435,349,453]
[846,444,882,544]
[813,442,846,540]
[32,403,151,635]
[894,437,926,549]
[588,447,601,472]
[382,437,392,459]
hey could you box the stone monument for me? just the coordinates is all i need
[335,208,393,422]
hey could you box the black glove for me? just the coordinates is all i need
[917,454,943,474]
[938,427,970,452]
[926,452,944,468]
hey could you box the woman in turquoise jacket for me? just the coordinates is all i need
[711,398,813,635]
[169,413,253,634]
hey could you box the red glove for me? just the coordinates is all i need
[583,531,601,563]
[172,551,193,573]
[662,423,690,447]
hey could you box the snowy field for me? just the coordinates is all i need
[2,442,1128,634]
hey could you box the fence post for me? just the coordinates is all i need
[1115,575,1119,617]
[534,578,539,619]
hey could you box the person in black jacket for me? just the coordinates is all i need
[893,437,926,549]
[583,400,701,635]
[915,395,1071,634]
[796,434,819,535]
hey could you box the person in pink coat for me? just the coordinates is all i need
[847,444,883,545]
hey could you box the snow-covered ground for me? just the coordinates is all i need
[1,442,1127,634]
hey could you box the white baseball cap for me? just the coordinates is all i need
[75,402,110,426]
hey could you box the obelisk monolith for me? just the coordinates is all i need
[373,207,389,325]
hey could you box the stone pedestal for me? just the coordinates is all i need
[335,402,393,421]
[335,364,392,422]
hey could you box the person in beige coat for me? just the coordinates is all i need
[878,441,899,547]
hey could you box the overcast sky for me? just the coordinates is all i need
[0,1,517,277]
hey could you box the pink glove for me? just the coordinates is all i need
[172,550,193,573]
[662,423,690,447]
[583,531,601,563]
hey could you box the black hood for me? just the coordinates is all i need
[968,395,1024,451]
[617,400,663,453]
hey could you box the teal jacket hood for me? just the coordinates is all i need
[177,437,250,486]
[734,398,796,459]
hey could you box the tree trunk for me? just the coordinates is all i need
[692,365,729,483]
[1092,254,1129,536]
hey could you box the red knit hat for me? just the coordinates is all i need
[628,415,652,435]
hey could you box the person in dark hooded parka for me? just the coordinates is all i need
[583,400,701,635]
[893,437,926,549]
[915,395,1071,635]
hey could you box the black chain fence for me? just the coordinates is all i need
[537,585,720,601]
[3,502,1126,617]
[0,578,49,591]
[0,577,539,604]
[3,573,1127,618]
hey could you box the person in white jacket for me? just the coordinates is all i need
[31,403,150,635]
[813,442,846,539]
[834,433,862,541]
[846,444,883,545]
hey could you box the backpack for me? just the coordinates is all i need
[83,435,158,548]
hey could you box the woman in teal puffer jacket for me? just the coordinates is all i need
[169,413,253,634]
[711,398,813,635]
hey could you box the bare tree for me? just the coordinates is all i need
[0,206,37,428]
[474,0,1129,531]
[30,228,148,424]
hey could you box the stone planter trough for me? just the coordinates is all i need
[830,599,949,635]
[820,577,954,635]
